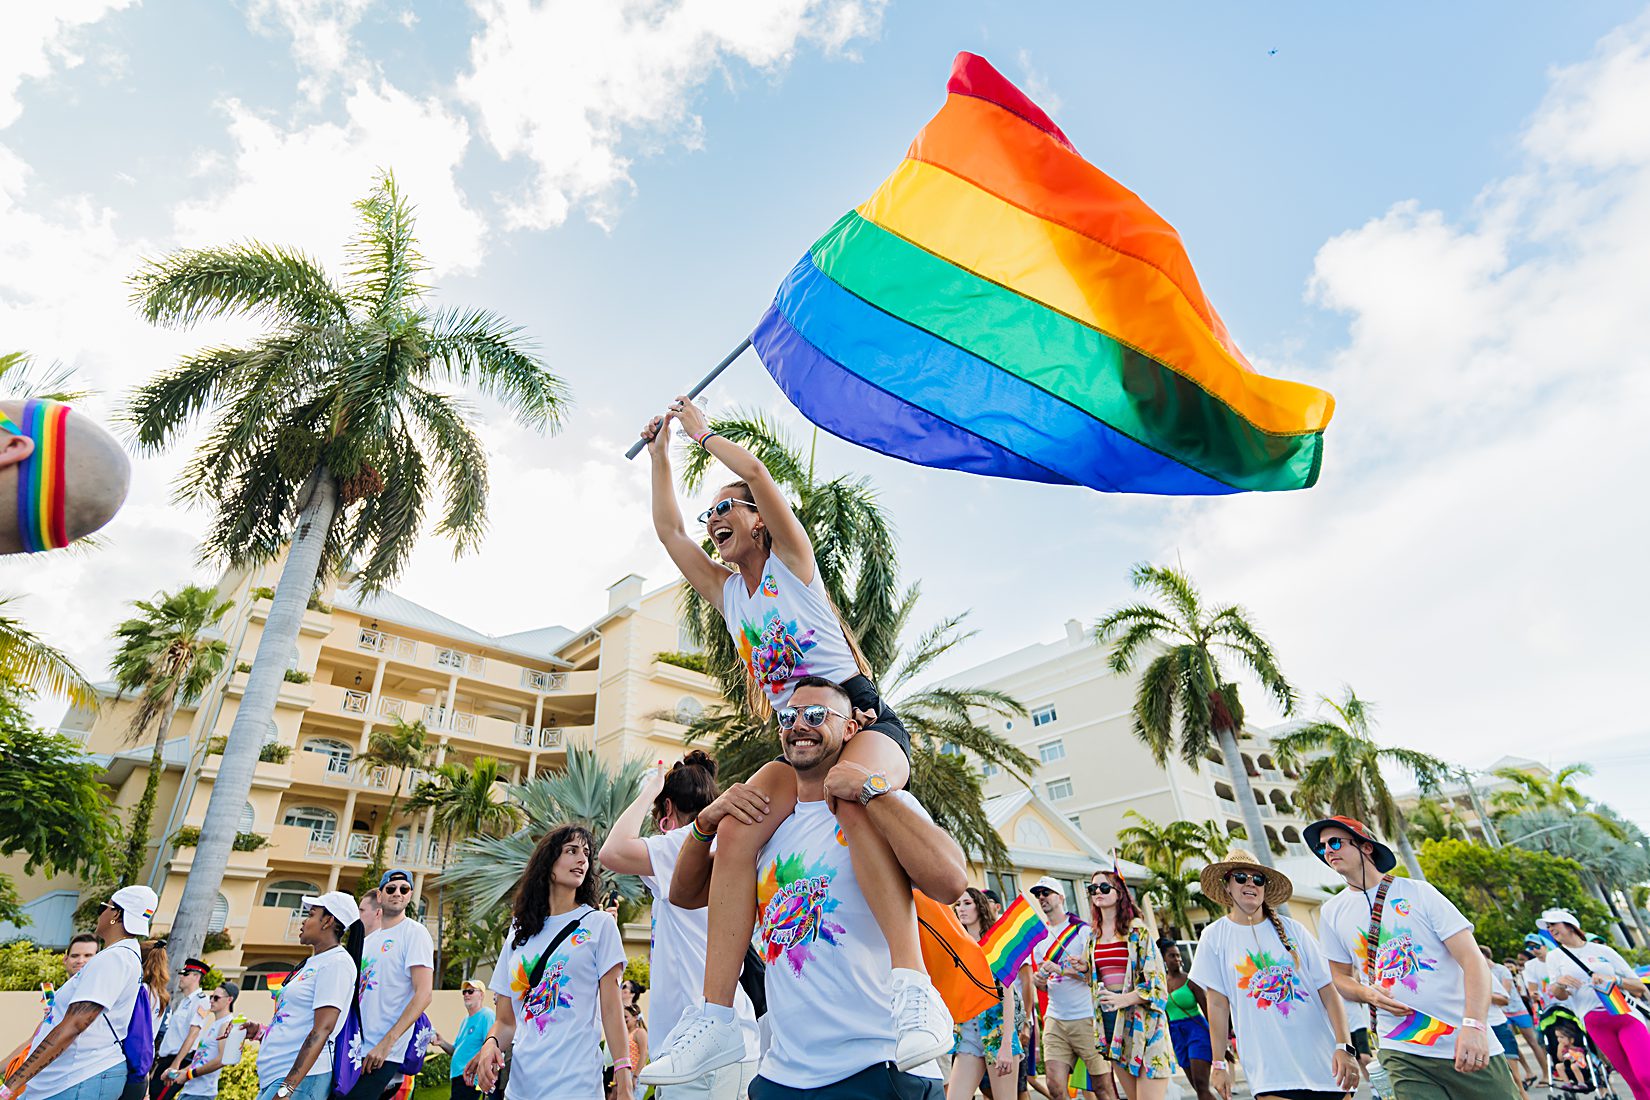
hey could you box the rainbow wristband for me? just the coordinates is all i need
[0,399,70,553]
[694,429,718,447]
[690,819,715,844]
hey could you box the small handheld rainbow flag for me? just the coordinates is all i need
[1387,1010,1455,1047]
[1599,981,1632,1016]
[981,894,1048,984]
[265,971,291,994]
[1045,919,1085,965]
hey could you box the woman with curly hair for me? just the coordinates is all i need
[468,825,631,1100]
[1090,867,1175,1100]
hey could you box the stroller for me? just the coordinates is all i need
[1541,1006,1622,1100]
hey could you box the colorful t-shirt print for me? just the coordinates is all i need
[1189,916,1341,1096]
[256,947,354,1089]
[1320,877,1500,1061]
[720,554,858,707]
[757,854,845,975]
[489,909,625,1100]
[360,922,435,1062]
[738,612,819,696]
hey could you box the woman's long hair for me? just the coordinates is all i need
[512,824,602,947]
[655,751,719,823]
[140,939,171,1011]
[957,886,994,942]
[1090,870,1139,933]
[720,481,875,721]
[1261,902,1300,968]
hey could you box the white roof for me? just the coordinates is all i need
[982,788,1152,882]
[334,588,574,666]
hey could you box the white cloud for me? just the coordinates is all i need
[0,0,136,129]
[173,79,485,276]
[1015,48,1062,115]
[244,0,379,101]
[456,0,884,229]
[1171,13,1650,821]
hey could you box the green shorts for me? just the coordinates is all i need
[1379,1047,1520,1100]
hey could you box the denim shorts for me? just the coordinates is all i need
[257,1075,334,1100]
[35,1065,126,1100]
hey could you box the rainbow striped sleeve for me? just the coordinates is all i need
[981,895,1048,984]
[751,52,1334,496]
[1386,1010,1455,1046]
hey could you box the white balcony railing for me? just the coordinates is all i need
[307,831,338,856]
[521,669,567,692]
[539,728,562,749]
[346,833,376,860]
[1261,768,1284,782]
[513,724,534,746]
[1205,761,1230,780]
[1256,804,1275,819]
[285,912,305,941]
[358,629,418,661]
[378,697,405,719]
[341,689,369,714]
[325,765,389,790]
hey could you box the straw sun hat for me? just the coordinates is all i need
[1200,848,1293,909]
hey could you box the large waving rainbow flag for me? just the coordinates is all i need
[751,53,1334,495]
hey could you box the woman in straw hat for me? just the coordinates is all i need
[1187,850,1360,1100]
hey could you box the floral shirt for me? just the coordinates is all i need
[1097,918,1177,1079]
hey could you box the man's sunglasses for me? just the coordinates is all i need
[1316,837,1352,855]
[1227,871,1268,887]
[98,902,123,917]
[382,883,413,895]
[210,993,228,1002]
[697,499,758,525]
[776,704,848,731]
[1087,882,1116,895]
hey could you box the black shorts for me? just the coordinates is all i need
[1254,1091,1348,1100]
[751,1062,942,1099]
[1351,1028,1373,1058]
[777,673,911,763]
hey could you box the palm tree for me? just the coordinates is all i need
[108,585,232,884]
[0,351,92,402]
[124,172,568,971]
[441,745,649,915]
[1269,688,1449,879]
[0,598,95,705]
[1489,763,1593,817]
[354,717,433,889]
[1407,797,1470,844]
[1501,810,1642,948]
[1094,564,1296,868]
[1116,810,1230,936]
[406,756,519,979]
[671,414,1035,866]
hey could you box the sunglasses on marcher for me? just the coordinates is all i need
[382,883,412,895]
[1316,837,1351,855]
[1227,871,1268,887]
[1087,882,1115,895]
[776,704,848,731]
[697,498,758,525]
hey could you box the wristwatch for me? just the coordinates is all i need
[275,1084,294,1099]
[858,772,892,805]
[1338,1043,1358,1057]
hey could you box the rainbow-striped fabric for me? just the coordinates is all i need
[0,398,71,552]
[265,971,291,993]
[981,894,1048,984]
[1386,1010,1455,1046]
[1599,980,1632,1016]
[1045,918,1084,965]
[752,52,1334,496]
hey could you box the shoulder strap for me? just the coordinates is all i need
[525,907,592,990]
[1555,942,1595,978]
[1360,874,1395,1033]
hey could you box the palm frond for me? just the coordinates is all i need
[0,352,92,402]
[423,307,569,432]
[0,597,95,706]
[345,171,428,319]
[130,242,347,330]
[678,411,807,493]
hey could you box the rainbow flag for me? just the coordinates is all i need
[1045,919,1085,964]
[751,53,1334,496]
[265,971,291,993]
[1387,1010,1455,1046]
[1600,981,1632,1016]
[981,894,1048,984]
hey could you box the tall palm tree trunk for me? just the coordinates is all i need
[1392,810,1427,881]
[1587,874,1633,948]
[117,692,183,884]
[1617,880,1650,948]
[1217,724,1274,869]
[166,469,338,992]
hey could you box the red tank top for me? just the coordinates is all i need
[1093,940,1129,987]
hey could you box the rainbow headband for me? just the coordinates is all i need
[0,399,71,553]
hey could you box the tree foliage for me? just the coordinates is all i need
[0,597,95,708]
[1416,838,1611,959]
[354,717,432,890]
[1115,811,1229,937]
[0,940,70,991]
[0,687,116,882]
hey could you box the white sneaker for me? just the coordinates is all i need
[890,969,954,1071]
[637,1002,745,1085]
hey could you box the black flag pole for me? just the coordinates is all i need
[623,336,754,460]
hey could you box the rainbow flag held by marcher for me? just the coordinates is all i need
[1045,919,1084,964]
[265,972,291,993]
[751,52,1334,496]
[1599,981,1632,1016]
[981,894,1047,984]
[1387,1010,1455,1046]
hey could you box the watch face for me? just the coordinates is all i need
[869,774,890,793]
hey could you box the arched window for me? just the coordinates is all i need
[262,880,319,910]
[673,697,704,725]
[266,721,281,745]
[303,738,353,774]
[238,803,256,832]
[282,805,338,840]
[209,893,229,933]
[1014,818,1052,848]
[242,961,298,991]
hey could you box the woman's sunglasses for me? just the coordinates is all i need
[1087,882,1116,895]
[1227,871,1268,887]
[697,498,758,525]
[776,704,848,731]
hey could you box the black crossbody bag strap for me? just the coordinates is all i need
[1554,942,1650,1022]
[1360,875,1395,1035]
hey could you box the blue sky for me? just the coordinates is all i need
[2,1,1647,827]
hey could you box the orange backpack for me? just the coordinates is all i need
[916,890,1000,1023]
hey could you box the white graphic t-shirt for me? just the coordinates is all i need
[258,946,356,1087]
[1033,918,1093,1021]
[1543,941,1637,1017]
[1321,877,1501,1061]
[1523,957,1549,1011]
[753,794,942,1090]
[27,937,142,1096]
[639,826,759,1059]
[158,988,209,1058]
[179,1016,246,1096]
[1487,963,1512,1026]
[1190,916,1342,1095]
[360,920,435,1062]
[489,908,626,1100]
[721,553,858,707]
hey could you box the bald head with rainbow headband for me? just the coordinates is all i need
[0,399,130,554]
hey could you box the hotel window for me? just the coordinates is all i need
[940,742,960,756]
[987,870,1019,902]
[262,880,318,910]
[982,762,1000,778]
[1045,776,1074,802]
[1032,705,1058,727]
[1038,738,1066,764]
[1068,815,1083,830]
[1060,878,1080,913]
